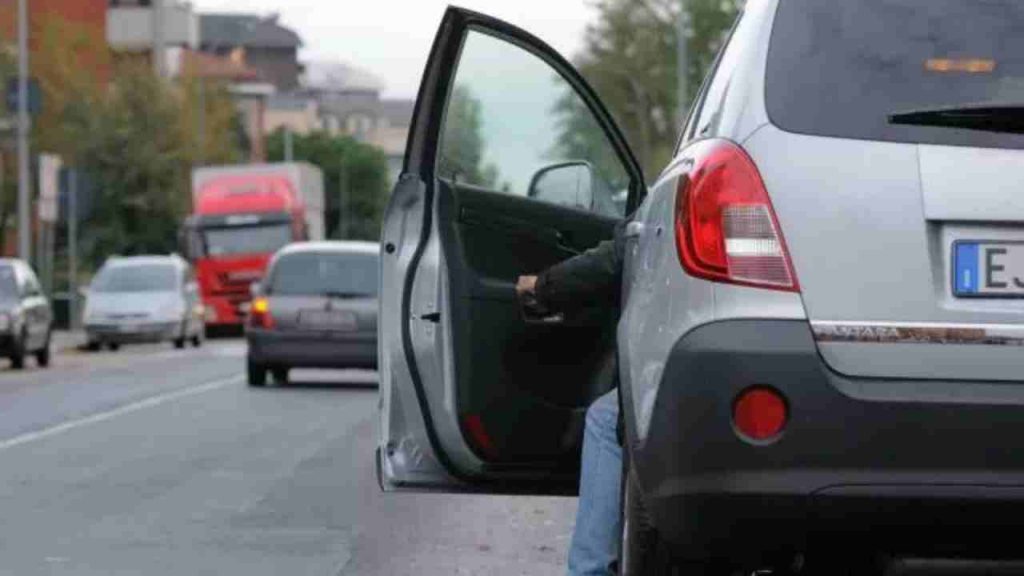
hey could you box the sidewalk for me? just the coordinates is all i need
[52,330,86,352]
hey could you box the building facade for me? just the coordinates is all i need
[199,14,302,92]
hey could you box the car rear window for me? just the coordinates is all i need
[766,0,1024,149]
[92,264,177,293]
[269,252,379,297]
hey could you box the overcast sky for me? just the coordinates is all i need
[191,0,595,99]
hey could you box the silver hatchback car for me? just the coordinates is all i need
[246,241,379,386]
[380,2,1024,572]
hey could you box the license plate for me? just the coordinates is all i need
[300,310,358,331]
[953,241,1024,297]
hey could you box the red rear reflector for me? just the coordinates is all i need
[675,139,799,291]
[733,387,787,442]
[462,414,498,459]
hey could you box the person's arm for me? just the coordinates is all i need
[516,219,628,312]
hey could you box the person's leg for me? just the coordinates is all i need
[567,389,622,576]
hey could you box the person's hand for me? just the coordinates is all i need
[516,275,538,297]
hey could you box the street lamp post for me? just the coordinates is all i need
[677,0,690,125]
[17,0,31,261]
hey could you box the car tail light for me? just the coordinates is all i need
[733,387,787,442]
[249,297,273,329]
[674,140,798,291]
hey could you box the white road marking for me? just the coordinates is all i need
[0,374,243,452]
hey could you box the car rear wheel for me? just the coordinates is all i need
[35,336,50,368]
[8,328,28,370]
[173,336,186,349]
[248,360,267,387]
[621,466,686,575]
[85,341,101,352]
[107,342,120,352]
[272,367,289,385]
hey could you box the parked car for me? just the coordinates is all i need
[379,3,1024,573]
[83,255,204,351]
[0,259,52,369]
[246,241,379,386]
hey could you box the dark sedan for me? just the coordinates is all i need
[246,241,378,386]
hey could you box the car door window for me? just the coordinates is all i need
[22,270,42,299]
[437,30,631,217]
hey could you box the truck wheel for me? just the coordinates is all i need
[248,360,267,387]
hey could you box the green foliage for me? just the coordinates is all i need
[266,130,390,241]
[437,85,498,188]
[63,64,196,267]
[178,77,245,166]
[564,0,742,179]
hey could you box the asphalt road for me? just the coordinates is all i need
[0,340,576,576]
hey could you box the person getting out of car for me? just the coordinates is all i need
[516,218,628,576]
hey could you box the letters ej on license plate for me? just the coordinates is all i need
[301,310,357,331]
[954,241,1024,297]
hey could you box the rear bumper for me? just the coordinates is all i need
[85,322,179,344]
[625,319,1024,563]
[247,328,377,369]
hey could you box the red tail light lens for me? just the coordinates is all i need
[249,297,274,329]
[675,140,798,291]
[733,387,787,442]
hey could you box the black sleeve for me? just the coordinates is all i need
[533,219,628,311]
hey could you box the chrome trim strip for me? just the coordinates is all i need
[812,321,1024,346]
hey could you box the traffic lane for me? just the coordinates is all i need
[0,364,576,575]
[0,340,244,442]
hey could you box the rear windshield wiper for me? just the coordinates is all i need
[888,103,1024,135]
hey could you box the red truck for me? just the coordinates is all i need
[182,163,325,329]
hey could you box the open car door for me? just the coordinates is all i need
[379,7,644,494]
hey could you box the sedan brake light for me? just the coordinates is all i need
[249,297,274,329]
[674,140,799,292]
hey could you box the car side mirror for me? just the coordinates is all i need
[527,161,596,211]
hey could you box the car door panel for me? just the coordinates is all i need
[380,8,644,494]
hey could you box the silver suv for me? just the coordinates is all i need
[380,1,1024,572]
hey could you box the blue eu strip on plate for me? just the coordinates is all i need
[955,242,979,296]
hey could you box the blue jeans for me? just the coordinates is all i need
[567,389,622,576]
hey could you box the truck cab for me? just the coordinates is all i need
[184,164,325,329]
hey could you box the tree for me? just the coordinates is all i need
[64,63,197,266]
[266,130,390,241]
[559,0,742,179]
[177,75,246,167]
[437,85,498,188]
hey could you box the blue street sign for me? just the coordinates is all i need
[4,78,41,115]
